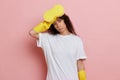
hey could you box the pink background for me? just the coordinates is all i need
[0,0,120,80]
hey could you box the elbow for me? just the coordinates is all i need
[29,30,39,39]
[29,30,33,37]
[29,30,35,37]
[29,30,33,36]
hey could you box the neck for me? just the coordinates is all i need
[60,31,71,35]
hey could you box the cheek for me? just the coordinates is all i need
[54,25,59,31]
[62,21,66,27]
[62,23,67,29]
[54,25,57,29]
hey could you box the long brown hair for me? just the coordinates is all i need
[48,14,77,35]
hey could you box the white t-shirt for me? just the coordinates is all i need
[37,33,87,80]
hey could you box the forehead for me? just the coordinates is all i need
[54,18,62,23]
[56,18,62,21]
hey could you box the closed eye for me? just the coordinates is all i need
[57,19,62,22]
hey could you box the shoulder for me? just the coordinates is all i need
[72,34,83,42]
[38,32,53,37]
[38,32,49,36]
[38,32,56,39]
[71,34,84,47]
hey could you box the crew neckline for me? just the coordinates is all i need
[57,33,73,37]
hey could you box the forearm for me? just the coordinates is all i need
[77,59,85,71]
[29,21,50,39]
[77,59,86,80]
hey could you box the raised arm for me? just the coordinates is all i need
[29,21,52,39]
[29,4,65,39]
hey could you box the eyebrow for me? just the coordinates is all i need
[57,18,62,21]
[53,18,62,24]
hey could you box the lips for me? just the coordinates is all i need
[58,28,63,31]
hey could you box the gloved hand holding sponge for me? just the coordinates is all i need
[33,4,64,33]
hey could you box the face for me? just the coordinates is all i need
[53,18,69,34]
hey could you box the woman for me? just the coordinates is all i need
[29,14,87,80]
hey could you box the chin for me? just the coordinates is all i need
[59,30,64,33]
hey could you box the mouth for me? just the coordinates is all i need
[58,28,63,31]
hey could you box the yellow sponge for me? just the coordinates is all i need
[43,4,64,23]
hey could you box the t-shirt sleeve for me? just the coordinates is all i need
[36,33,43,48]
[36,33,48,48]
[76,37,87,60]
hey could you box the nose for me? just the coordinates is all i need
[55,22,61,28]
